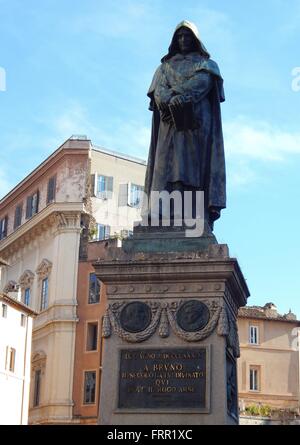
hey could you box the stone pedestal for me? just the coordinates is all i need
[95,238,249,425]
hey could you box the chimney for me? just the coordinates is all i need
[264,302,278,318]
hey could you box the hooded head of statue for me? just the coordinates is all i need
[161,20,210,62]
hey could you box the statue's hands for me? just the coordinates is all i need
[170,95,185,107]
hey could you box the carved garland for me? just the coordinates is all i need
[166,300,221,342]
[105,302,163,343]
[217,302,240,358]
[102,299,231,344]
[19,270,35,289]
[36,259,52,280]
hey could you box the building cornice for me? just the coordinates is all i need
[0,139,91,210]
[0,202,85,259]
[0,293,37,316]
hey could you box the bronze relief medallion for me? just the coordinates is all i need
[176,300,210,332]
[120,301,152,333]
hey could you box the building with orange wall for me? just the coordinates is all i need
[0,136,146,424]
[72,240,111,424]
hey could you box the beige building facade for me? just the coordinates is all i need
[0,136,146,424]
[238,303,300,412]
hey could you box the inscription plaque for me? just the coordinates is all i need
[118,348,208,410]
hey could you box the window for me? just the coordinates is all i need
[88,273,101,304]
[7,347,16,373]
[24,288,31,306]
[83,371,96,404]
[250,367,259,391]
[14,204,23,229]
[86,322,98,351]
[129,183,144,208]
[21,314,26,327]
[249,325,259,345]
[1,303,7,318]
[47,176,56,204]
[0,216,8,240]
[40,277,49,311]
[121,229,133,239]
[26,191,39,219]
[33,370,41,407]
[95,174,113,199]
[95,224,110,241]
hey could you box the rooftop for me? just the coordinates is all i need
[238,303,300,324]
[92,144,147,166]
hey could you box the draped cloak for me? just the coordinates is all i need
[144,22,226,223]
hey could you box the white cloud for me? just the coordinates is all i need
[50,101,150,158]
[224,118,300,162]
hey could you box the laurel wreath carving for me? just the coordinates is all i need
[166,300,221,342]
[102,299,237,344]
[105,301,162,343]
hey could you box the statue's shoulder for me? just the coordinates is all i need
[148,64,165,96]
[202,58,222,78]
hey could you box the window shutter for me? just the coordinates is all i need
[3,216,8,237]
[118,183,129,206]
[105,225,110,239]
[14,207,19,229]
[107,176,113,199]
[47,176,56,204]
[35,190,40,214]
[26,196,32,219]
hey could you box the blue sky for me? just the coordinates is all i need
[1,0,300,316]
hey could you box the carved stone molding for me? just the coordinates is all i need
[217,303,240,358]
[19,270,35,289]
[36,259,52,280]
[0,208,83,260]
[31,350,47,373]
[53,211,81,232]
[103,299,223,343]
[3,280,18,293]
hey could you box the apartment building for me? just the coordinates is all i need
[0,292,36,424]
[0,136,146,424]
[238,303,300,411]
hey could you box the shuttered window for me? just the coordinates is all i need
[0,216,8,240]
[91,174,114,199]
[26,191,39,219]
[14,204,23,229]
[95,224,110,241]
[47,176,56,204]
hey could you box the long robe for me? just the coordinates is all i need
[144,52,226,222]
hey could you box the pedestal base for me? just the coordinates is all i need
[95,240,249,425]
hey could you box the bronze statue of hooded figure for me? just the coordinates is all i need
[144,20,226,230]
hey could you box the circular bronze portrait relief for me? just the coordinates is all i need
[120,302,152,333]
[176,300,210,332]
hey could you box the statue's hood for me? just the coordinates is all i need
[162,20,210,62]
